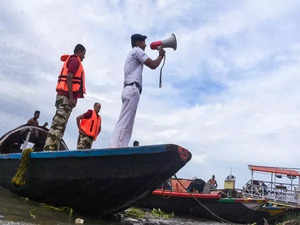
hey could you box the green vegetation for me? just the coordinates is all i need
[124,208,174,220]
[124,207,146,219]
[151,208,174,219]
[29,208,36,219]
[276,214,300,225]
[40,203,73,218]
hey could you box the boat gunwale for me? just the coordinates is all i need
[0,144,179,160]
[218,198,267,203]
[152,189,222,199]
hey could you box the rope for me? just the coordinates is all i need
[159,55,166,88]
[11,148,33,186]
[174,175,232,224]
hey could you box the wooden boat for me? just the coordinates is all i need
[259,201,292,217]
[136,178,270,224]
[0,125,192,216]
[0,124,68,153]
[243,165,300,222]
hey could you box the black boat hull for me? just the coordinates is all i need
[137,192,269,224]
[0,144,191,216]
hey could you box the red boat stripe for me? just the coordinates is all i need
[152,190,221,199]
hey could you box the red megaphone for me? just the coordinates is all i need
[150,41,163,50]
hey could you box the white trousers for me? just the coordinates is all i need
[111,84,140,147]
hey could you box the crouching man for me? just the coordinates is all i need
[76,103,101,149]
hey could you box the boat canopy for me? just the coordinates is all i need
[248,165,300,177]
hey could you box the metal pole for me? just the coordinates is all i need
[274,174,277,200]
[251,170,254,196]
[22,128,32,151]
[271,173,273,197]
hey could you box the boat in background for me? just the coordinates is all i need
[243,165,300,205]
[0,125,192,216]
[0,124,68,153]
[136,178,273,224]
[241,165,300,221]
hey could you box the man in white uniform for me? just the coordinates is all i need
[111,34,165,147]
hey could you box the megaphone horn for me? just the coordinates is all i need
[150,33,177,50]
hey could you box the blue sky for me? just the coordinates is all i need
[1,0,300,188]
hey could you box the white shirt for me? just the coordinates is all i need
[123,47,149,88]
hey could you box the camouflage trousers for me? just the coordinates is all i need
[77,133,93,150]
[44,95,74,151]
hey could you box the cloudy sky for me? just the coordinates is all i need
[1,0,300,188]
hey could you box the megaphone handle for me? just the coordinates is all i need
[159,55,166,88]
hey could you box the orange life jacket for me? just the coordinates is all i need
[56,55,86,97]
[208,179,217,186]
[80,110,101,140]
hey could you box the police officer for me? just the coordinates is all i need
[111,34,165,147]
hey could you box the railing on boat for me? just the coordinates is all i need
[242,165,300,205]
[242,179,300,204]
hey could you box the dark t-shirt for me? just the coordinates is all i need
[27,118,39,126]
[82,110,100,119]
[82,110,93,119]
[67,55,80,74]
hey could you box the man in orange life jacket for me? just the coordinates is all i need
[44,44,86,151]
[76,103,102,149]
[208,174,218,190]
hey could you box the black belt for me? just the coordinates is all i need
[124,82,142,94]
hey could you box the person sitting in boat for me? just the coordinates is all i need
[76,102,102,150]
[161,178,172,190]
[27,110,48,128]
[133,140,140,146]
[26,111,48,151]
[208,175,218,190]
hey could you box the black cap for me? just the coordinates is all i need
[131,34,147,46]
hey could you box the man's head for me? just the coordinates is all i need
[131,34,147,50]
[34,110,40,119]
[74,44,86,61]
[94,102,101,113]
[212,175,215,179]
[133,140,139,146]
